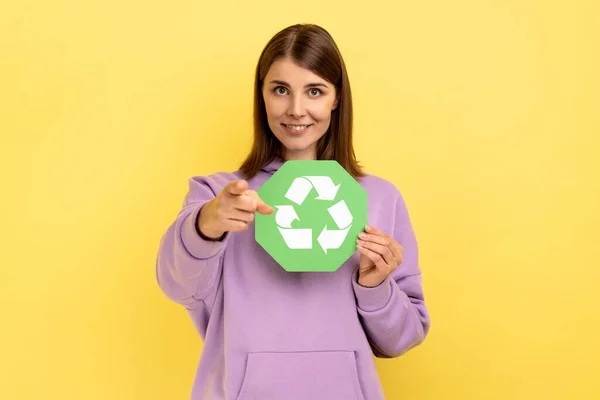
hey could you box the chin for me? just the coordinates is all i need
[275,139,314,158]
[281,143,312,153]
[271,124,326,156]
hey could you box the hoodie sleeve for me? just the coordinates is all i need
[351,190,431,358]
[156,173,236,310]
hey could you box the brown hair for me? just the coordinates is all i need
[239,23,366,180]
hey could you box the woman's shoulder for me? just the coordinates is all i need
[357,172,402,199]
[189,170,243,188]
[184,170,244,201]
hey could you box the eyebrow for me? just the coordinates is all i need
[269,80,329,89]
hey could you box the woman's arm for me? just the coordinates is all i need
[352,191,431,358]
[155,173,234,310]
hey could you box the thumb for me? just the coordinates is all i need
[224,179,248,196]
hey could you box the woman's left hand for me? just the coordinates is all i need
[356,225,404,288]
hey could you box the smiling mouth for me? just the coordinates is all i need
[282,123,313,132]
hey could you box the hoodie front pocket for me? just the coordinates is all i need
[236,350,365,400]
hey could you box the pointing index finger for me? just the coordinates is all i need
[244,190,274,214]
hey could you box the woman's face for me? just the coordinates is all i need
[262,57,339,161]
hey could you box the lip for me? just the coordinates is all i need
[281,123,313,135]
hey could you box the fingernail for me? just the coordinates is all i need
[365,225,372,232]
[357,240,364,245]
[358,233,366,239]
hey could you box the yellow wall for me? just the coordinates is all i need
[2,1,598,399]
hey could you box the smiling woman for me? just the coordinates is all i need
[240,24,364,179]
[261,60,339,160]
[156,23,430,400]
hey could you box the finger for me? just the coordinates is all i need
[358,231,389,247]
[365,225,394,240]
[225,208,255,224]
[224,180,248,196]
[256,201,274,215]
[231,194,258,213]
[394,243,404,260]
[357,240,395,265]
[242,190,274,215]
[222,219,249,232]
[256,194,274,214]
[357,244,389,270]
[363,226,402,259]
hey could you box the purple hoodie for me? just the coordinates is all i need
[156,157,430,400]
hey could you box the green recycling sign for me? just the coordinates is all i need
[255,160,367,272]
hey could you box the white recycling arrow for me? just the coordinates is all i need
[275,177,351,253]
[317,200,353,254]
[285,176,341,205]
[317,226,351,255]
[304,176,340,201]
[327,199,353,230]
[275,205,299,228]
[275,205,311,249]
[284,177,313,205]
[278,227,312,249]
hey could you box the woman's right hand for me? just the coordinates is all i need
[197,179,274,239]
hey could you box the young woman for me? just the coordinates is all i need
[156,23,430,400]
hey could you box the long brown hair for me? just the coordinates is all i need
[239,23,366,180]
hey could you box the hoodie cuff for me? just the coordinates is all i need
[181,204,229,260]
[351,266,394,312]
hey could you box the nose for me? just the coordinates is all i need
[287,94,306,119]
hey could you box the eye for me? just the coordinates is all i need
[274,86,288,95]
[309,88,322,97]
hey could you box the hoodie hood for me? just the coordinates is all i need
[260,156,285,176]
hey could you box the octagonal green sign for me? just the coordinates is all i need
[255,160,368,272]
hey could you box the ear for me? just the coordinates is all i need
[332,94,340,110]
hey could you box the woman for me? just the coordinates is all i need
[156,23,430,400]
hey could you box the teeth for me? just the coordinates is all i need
[286,124,309,131]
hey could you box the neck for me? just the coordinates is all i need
[283,149,317,161]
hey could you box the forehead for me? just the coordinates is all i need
[265,58,327,85]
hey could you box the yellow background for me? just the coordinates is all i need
[1,0,599,399]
